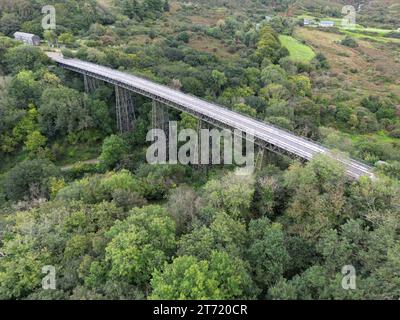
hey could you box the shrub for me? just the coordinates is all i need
[340,36,358,48]
[3,159,60,201]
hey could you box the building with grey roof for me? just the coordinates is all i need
[14,32,41,46]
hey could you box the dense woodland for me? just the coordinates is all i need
[0,0,399,300]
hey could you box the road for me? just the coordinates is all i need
[47,53,374,180]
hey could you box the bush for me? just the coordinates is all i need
[57,170,144,204]
[5,45,49,74]
[176,32,190,43]
[340,36,358,48]
[99,135,128,169]
[3,159,60,202]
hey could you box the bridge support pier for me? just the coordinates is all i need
[151,100,170,134]
[115,86,136,133]
[255,147,265,172]
[197,119,211,171]
[84,74,100,94]
[151,100,170,158]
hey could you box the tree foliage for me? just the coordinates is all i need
[150,251,257,300]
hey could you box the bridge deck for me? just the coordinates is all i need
[48,53,374,180]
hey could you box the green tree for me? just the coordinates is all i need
[246,218,290,290]
[39,86,93,137]
[5,45,49,74]
[211,69,227,95]
[233,103,257,117]
[177,32,190,43]
[181,77,205,96]
[3,159,60,202]
[0,239,49,299]
[261,65,287,86]
[0,13,20,36]
[99,135,128,169]
[12,105,39,144]
[177,226,216,260]
[56,170,144,205]
[25,130,47,154]
[283,155,348,241]
[9,70,41,106]
[178,210,247,260]
[291,75,312,97]
[180,113,198,131]
[59,32,75,47]
[256,26,282,64]
[150,251,257,299]
[0,35,17,72]
[202,172,255,219]
[253,171,284,218]
[105,205,176,286]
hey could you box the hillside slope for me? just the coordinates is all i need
[290,0,400,27]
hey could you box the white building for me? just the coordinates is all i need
[320,21,335,28]
[13,32,41,46]
[304,19,315,26]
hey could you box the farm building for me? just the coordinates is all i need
[319,21,335,28]
[13,32,41,46]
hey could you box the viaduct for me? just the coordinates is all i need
[47,53,374,180]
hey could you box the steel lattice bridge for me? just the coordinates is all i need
[48,53,374,180]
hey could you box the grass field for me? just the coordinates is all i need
[294,26,400,97]
[278,35,315,62]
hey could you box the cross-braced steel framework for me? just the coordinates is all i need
[151,100,170,159]
[84,74,100,94]
[196,119,211,170]
[115,86,136,133]
[255,148,265,172]
[151,100,169,134]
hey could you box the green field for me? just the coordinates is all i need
[278,35,315,62]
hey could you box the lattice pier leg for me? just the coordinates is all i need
[115,86,136,133]
[84,75,99,94]
[151,100,170,159]
[255,147,265,172]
